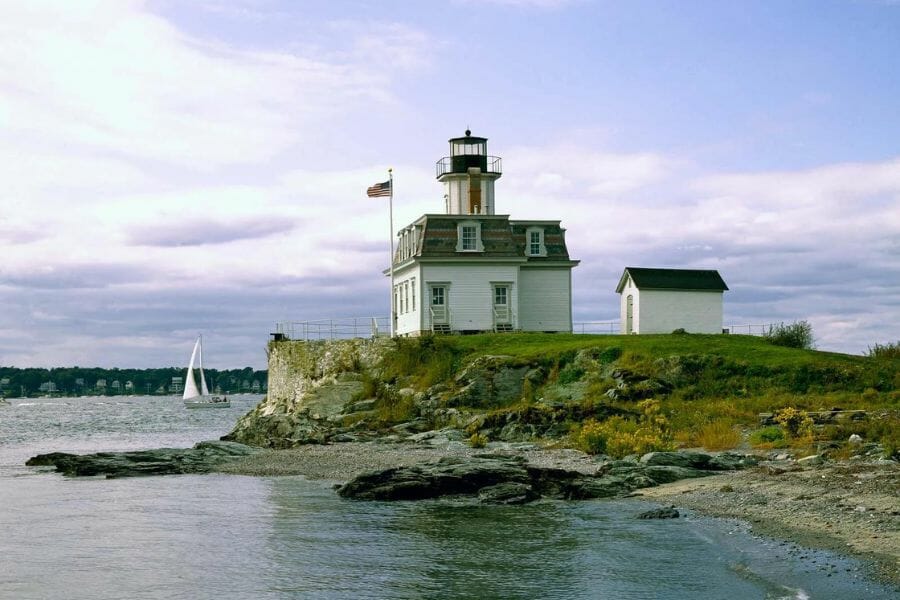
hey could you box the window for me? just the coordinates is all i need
[461,225,476,250]
[529,231,541,255]
[404,282,409,314]
[411,278,416,311]
[525,226,546,257]
[494,286,508,306]
[456,221,483,252]
[432,286,445,306]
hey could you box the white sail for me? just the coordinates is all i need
[182,337,201,400]
[198,335,210,396]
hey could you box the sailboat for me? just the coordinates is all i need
[182,335,230,409]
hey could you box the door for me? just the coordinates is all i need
[493,284,510,324]
[626,295,634,334]
[430,286,448,324]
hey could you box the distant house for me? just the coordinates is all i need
[616,267,728,334]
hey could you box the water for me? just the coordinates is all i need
[0,397,895,599]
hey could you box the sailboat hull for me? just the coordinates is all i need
[183,396,231,409]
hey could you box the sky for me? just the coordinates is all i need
[1,0,899,369]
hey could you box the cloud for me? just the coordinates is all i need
[0,1,432,167]
[0,263,157,290]
[128,216,296,247]
[454,0,581,8]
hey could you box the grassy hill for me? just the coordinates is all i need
[375,333,899,458]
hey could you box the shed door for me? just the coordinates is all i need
[626,295,634,334]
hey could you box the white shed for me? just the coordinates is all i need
[616,267,728,334]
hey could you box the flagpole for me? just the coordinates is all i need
[388,168,395,338]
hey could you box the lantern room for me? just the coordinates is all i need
[435,130,502,215]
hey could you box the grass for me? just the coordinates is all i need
[366,333,898,451]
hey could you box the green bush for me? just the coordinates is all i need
[557,364,585,385]
[749,426,787,448]
[867,342,900,360]
[765,321,815,349]
[468,432,488,448]
[573,400,673,457]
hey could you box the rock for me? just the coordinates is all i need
[26,441,258,478]
[797,454,825,466]
[640,451,712,469]
[478,482,540,505]
[347,399,376,413]
[707,452,760,470]
[848,434,863,445]
[637,506,680,519]
[642,465,712,484]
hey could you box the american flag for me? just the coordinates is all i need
[367,179,392,197]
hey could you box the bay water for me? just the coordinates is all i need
[0,396,894,599]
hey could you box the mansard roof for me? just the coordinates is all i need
[616,267,729,293]
[392,214,575,265]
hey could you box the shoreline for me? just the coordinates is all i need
[217,441,899,587]
[635,460,900,587]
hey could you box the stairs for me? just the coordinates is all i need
[494,323,514,333]
[432,323,451,334]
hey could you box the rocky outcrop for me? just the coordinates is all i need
[336,451,758,503]
[26,440,258,478]
[225,339,388,447]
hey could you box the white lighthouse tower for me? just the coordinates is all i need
[435,130,502,215]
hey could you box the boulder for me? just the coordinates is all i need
[637,506,680,519]
[26,441,258,478]
[640,451,712,469]
[478,482,540,505]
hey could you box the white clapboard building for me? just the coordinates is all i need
[616,267,728,334]
[390,131,579,336]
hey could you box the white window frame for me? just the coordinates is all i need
[456,220,484,252]
[525,226,547,257]
[411,278,416,311]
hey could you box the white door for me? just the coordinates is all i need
[626,295,634,334]
[493,284,510,324]
[430,286,448,324]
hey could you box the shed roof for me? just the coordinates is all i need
[616,267,728,293]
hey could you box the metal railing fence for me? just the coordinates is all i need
[273,317,390,341]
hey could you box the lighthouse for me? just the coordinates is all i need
[436,130,502,215]
[388,131,578,336]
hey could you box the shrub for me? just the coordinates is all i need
[749,426,787,448]
[574,400,673,457]
[468,432,488,448]
[694,421,742,451]
[764,321,815,349]
[867,342,900,360]
[598,346,623,364]
[557,364,585,385]
[773,407,814,439]
[373,384,416,425]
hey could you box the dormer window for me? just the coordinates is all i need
[525,226,547,257]
[456,220,483,252]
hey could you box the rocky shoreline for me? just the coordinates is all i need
[220,441,898,586]
[27,437,899,587]
[636,453,900,587]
